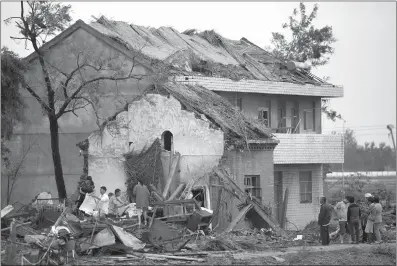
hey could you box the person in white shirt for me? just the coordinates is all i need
[93,186,109,216]
[334,197,350,243]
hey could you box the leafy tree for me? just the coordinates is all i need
[331,129,396,172]
[5,2,149,200]
[270,3,341,121]
[1,47,26,167]
[270,3,336,67]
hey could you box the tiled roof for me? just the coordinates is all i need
[89,16,334,87]
[273,134,344,164]
[174,76,343,98]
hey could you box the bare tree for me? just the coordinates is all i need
[5,2,157,200]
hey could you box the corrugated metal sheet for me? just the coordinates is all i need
[273,134,344,164]
[174,75,344,98]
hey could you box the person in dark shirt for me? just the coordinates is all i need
[318,197,333,245]
[347,196,361,244]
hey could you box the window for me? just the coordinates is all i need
[299,171,312,203]
[244,175,262,200]
[312,101,316,131]
[303,110,313,130]
[277,108,285,128]
[304,102,316,131]
[291,108,297,128]
[258,108,270,127]
[162,131,173,151]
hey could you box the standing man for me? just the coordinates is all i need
[133,179,150,226]
[347,196,361,244]
[318,197,333,246]
[372,196,383,244]
[361,193,373,243]
[334,197,350,244]
[93,186,109,216]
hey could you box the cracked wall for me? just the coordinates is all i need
[88,94,224,196]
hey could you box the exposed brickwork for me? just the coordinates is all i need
[219,149,275,229]
[274,164,324,230]
[173,75,344,98]
[273,134,344,164]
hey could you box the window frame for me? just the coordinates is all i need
[299,171,313,204]
[244,175,262,200]
[258,107,270,127]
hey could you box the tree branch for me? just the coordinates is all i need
[25,86,51,112]
[56,64,146,119]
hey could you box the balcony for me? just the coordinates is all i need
[273,134,344,164]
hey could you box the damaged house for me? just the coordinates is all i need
[4,16,343,230]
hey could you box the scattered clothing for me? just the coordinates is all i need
[79,192,97,215]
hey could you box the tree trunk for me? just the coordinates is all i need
[48,114,67,200]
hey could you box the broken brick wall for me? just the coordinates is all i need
[87,93,224,200]
[219,147,275,230]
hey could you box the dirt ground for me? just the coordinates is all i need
[73,243,396,265]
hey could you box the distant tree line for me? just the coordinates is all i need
[329,129,396,172]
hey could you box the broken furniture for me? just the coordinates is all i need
[146,199,209,252]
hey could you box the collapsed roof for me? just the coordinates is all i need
[157,82,274,141]
[90,16,329,85]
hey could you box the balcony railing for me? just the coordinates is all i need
[273,134,344,164]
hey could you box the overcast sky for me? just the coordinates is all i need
[1,2,396,146]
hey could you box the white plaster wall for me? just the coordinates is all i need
[128,94,224,184]
[87,94,224,197]
[88,112,129,195]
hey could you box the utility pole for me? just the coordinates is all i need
[387,124,396,152]
[341,119,346,196]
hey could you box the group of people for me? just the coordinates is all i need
[318,193,383,246]
[74,176,151,225]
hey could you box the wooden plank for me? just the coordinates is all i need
[6,220,17,265]
[162,154,180,199]
[280,188,289,229]
[224,204,253,233]
[152,199,197,206]
[149,184,165,202]
[143,253,205,262]
[0,221,32,232]
[168,183,185,201]
[214,168,288,238]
